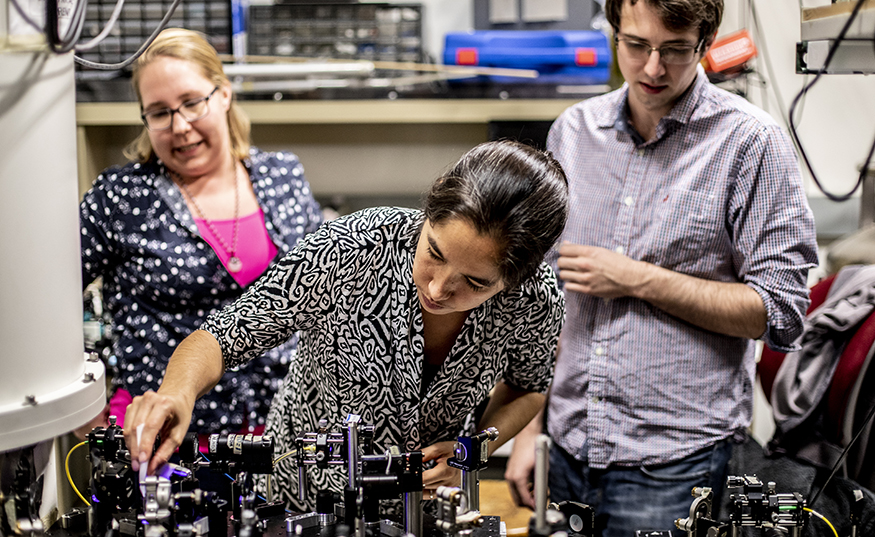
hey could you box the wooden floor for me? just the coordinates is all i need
[478,480,534,535]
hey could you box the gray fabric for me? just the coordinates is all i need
[771,265,875,437]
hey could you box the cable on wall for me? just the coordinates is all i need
[8,0,180,71]
[787,0,875,202]
[73,0,181,70]
[75,0,125,53]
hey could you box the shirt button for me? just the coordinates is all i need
[637,148,645,157]
[615,246,624,255]
[592,396,600,404]
[594,346,605,356]
[624,197,634,206]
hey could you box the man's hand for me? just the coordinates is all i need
[123,390,195,474]
[557,243,646,299]
[557,242,767,339]
[421,440,461,496]
[504,416,540,509]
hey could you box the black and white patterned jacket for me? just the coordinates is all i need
[202,206,565,511]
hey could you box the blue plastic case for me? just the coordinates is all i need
[443,30,612,84]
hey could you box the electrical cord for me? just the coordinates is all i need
[809,400,875,510]
[8,0,49,36]
[803,507,839,537]
[273,450,297,465]
[8,0,176,70]
[63,0,89,53]
[55,12,88,54]
[45,0,60,47]
[267,450,297,502]
[65,441,91,506]
[748,0,805,136]
[73,0,181,70]
[787,0,875,202]
[75,0,125,52]
[46,0,90,54]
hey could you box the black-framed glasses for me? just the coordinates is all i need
[141,86,220,131]
[615,36,703,65]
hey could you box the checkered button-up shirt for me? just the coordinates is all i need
[547,67,818,468]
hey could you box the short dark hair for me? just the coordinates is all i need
[423,140,569,290]
[605,0,723,45]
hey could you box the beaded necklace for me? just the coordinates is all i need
[170,162,243,273]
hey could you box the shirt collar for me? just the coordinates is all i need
[155,160,199,236]
[663,64,708,125]
[596,64,709,135]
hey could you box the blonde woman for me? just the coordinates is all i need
[80,29,323,437]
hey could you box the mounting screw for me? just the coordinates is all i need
[24,395,37,406]
[83,373,95,383]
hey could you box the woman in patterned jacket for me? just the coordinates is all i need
[79,29,323,439]
[123,140,569,511]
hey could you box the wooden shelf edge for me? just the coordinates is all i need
[76,99,584,126]
[802,0,875,22]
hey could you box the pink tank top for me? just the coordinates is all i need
[194,209,279,287]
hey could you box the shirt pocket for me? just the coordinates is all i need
[641,187,719,271]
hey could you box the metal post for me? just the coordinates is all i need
[298,464,307,504]
[460,468,479,512]
[403,491,423,537]
[534,434,551,535]
[344,415,364,537]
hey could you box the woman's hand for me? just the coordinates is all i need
[421,440,461,498]
[123,390,195,474]
[122,330,225,474]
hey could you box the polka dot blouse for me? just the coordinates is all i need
[80,148,323,432]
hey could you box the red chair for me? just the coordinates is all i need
[758,271,875,487]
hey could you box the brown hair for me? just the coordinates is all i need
[424,140,569,290]
[124,28,250,163]
[604,0,723,45]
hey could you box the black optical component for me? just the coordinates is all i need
[207,433,274,474]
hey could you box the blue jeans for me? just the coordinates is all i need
[548,440,733,537]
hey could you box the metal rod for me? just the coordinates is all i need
[534,434,551,534]
[403,491,423,537]
[298,464,307,503]
[218,54,540,79]
[345,415,360,489]
[461,468,479,512]
[344,415,364,537]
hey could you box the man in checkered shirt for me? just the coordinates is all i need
[506,1,818,535]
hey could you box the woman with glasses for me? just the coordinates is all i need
[79,28,323,439]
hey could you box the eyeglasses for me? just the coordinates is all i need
[615,36,703,65]
[141,86,220,131]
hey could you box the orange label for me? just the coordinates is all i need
[705,29,757,72]
[575,48,597,66]
[456,48,478,65]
